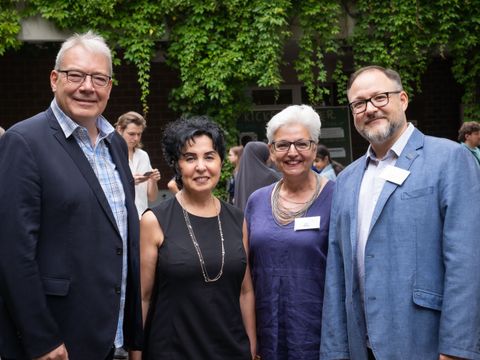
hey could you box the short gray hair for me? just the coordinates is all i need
[55,30,112,75]
[266,104,321,143]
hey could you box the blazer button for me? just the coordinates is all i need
[115,286,121,294]
[116,248,123,255]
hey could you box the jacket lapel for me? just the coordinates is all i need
[349,157,369,264]
[48,110,121,235]
[368,128,424,232]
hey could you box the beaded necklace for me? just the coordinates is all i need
[179,193,225,283]
[271,174,321,225]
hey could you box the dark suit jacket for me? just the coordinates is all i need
[0,108,143,359]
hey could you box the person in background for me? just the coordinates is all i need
[321,65,480,360]
[245,105,334,360]
[115,111,161,217]
[167,176,181,194]
[331,160,345,176]
[227,145,243,204]
[131,116,256,360]
[0,31,142,360]
[313,144,337,181]
[234,141,281,211]
[458,121,480,164]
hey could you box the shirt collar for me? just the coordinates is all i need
[462,142,479,151]
[50,99,115,142]
[364,122,415,166]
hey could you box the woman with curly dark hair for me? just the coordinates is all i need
[131,116,257,360]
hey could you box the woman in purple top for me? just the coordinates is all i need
[244,105,334,360]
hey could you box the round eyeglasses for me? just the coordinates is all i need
[349,90,402,114]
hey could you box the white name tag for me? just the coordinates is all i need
[294,216,321,231]
[379,165,410,185]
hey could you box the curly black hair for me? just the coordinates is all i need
[161,115,226,187]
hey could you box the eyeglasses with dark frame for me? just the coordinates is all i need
[57,69,112,87]
[349,90,402,115]
[271,139,316,152]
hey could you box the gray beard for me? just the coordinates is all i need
[360,120,402,144]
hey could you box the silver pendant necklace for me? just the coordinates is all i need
[180,193,225,283]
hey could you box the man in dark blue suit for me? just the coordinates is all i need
[0,31,142,360]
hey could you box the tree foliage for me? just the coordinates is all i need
[1,0,479,123]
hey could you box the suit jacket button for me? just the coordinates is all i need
[115,286,121,294]
[116,248,123,255]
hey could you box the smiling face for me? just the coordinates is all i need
[348,69,408,147]
[269,123,316,179]
[178,135,222,195]
[50,45,112,126]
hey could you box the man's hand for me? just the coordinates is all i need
[34,344,68,360]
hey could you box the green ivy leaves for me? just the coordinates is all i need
[1,0,479,123]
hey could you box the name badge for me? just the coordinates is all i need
[379,165,410,185]
[294,216,320,231]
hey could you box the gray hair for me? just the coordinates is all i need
[0,126,5,137]
[266,104,321,143]
[54,30,112,75]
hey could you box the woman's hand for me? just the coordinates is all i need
[134,169,161,185]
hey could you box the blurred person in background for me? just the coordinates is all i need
[312,144,337,181]
[227,145,243,204]
[234,141,281,211]
[245,105,334,360]
[115,111,161,217]
[167,176,181,195]
[458,121,480,164]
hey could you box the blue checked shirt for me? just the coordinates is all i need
[51,99,128,348]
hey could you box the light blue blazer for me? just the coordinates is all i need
[320,128,480,360]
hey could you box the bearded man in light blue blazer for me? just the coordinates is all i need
[320,66,480,360]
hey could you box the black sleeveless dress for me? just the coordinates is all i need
[143,197,251,360]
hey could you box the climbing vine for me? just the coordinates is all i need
[294,0,342,106]
[347,0,480,120]
[164,0,291,133]
[0,0,479,122]
[0,0,22,56]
